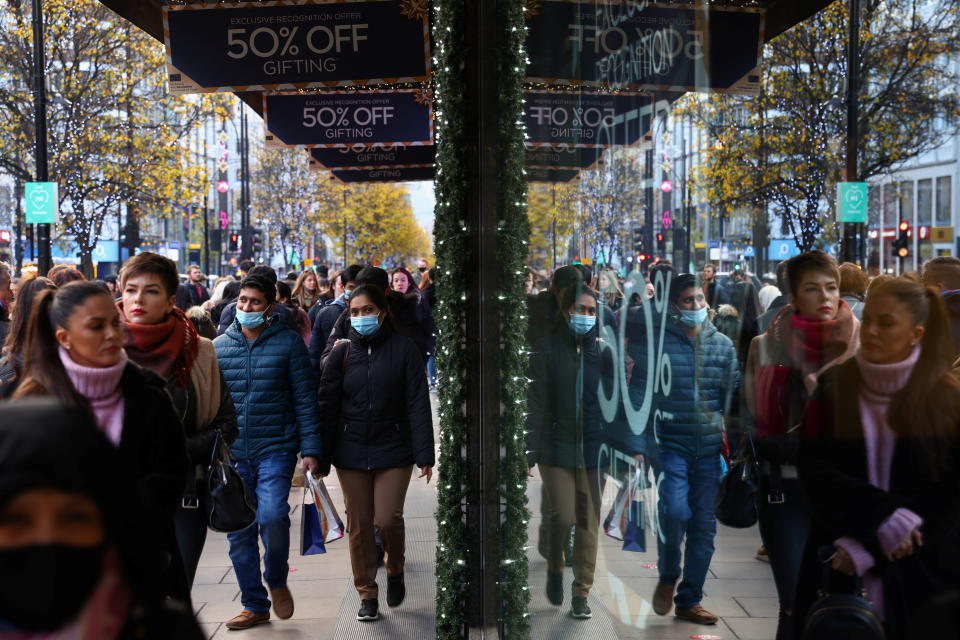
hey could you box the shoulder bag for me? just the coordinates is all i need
[715,435,760,528]
[802,550,885,640]
[205,429,256,533]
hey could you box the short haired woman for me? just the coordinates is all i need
[117,252,238,592]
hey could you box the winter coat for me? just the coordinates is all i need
[317,291,428,370]
[217,299,295,335]
[795,359,960,638]
[526,321,633,469]
[175,283,209,311]
[316,322,434,475]
[754,294,789,335]
[213,317,323,462]
[310,297,347,370]
[626,313,739,459]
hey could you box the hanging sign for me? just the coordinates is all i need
[24,182,58,224]
[310,144,436,170]
[331,166,435,183]
[163,0,431,95]
[524,90,652,148]
[264,90,433,148]
[527,168,580,183]
[525,2,764,95]
[525,145,601,169]
[837,181,869,223]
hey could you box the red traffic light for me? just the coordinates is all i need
[656,233,664,242]
[899,221,909,232]
[638,254,648,262]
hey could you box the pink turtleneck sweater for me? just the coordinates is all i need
[834,345,924,619]
[59,347,127,446]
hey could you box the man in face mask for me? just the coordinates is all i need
[627,272,740,627]
[213,276,323,630]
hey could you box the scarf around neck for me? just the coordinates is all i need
[768,299,858,379]
[118,304,199,386]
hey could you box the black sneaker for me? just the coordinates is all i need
[387,574,406,607]
[357,598,379,621]
[546,572,564,606]
[570,596,592,619]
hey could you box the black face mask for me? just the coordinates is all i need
[0,545,104,631]
[418,267,427,273]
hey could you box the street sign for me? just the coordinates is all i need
[838,182,869,223]
[743,246,755,258]
[24,182,58,224]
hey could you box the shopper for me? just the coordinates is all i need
[755,261,790,334]
[839,261,868,321]
[117,252,238,591]
[0,275,56,398]
[921,256,960,358]
[213,275,323,630]
[13,281,190,602]
[216,265,294,334]
[795,277,960,638]
[317,283,434,622]
[0,399,205,639]
[310,265,362,369]
[628,273,739,626]
[291,270,322,312]
[276,280,312,345]
[526,284,628,619]
[597,267,625,312]
[176,264,210,311]
[744,251,859,640]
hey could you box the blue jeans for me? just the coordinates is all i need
[654,450,722,609]
[228,451,297,614]
[426,354,437,387]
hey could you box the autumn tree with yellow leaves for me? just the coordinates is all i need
[676,0,960,252]
[0,0,227,275]
[526,181,579,271]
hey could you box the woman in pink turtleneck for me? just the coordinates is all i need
[795,278,960,638]
[13,281,190,601]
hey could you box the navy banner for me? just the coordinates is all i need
[310,144,436,170]
[264,90,433,148]
[163,0,430,94]
[332,166,435,183]
[525,2,764,94]
[525,145,600,169]
[524,91,652,148]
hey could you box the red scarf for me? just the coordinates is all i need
[119,303,199,387]
[767,300,856,379]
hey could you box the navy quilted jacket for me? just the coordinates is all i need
[627,313,739,458]
[213,316,323,461]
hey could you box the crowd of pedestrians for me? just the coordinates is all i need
[525,253,960,639]
[0,254,437,635]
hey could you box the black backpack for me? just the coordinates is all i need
[802,557,886,640]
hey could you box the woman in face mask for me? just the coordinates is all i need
[12,281,190,604]
[526,285,622,620]
[116,252,237,594]
[744,251,859,640]
[0,399,204,639]
[317,284,434,623]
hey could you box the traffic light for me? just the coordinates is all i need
[251,229,263,256]
[656,232,665,252]
[892,221,910,259]
[632,227,644,254]
[228,231,239,253]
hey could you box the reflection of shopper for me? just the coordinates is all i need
[628,274,739,626]
[527,285,626,619]
[317,284,434,622]
[796,278,960,638]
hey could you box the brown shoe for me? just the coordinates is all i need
[270,586,295,619]
[225,610,270,630]
[652,582,675,616]
[675,605,719,625]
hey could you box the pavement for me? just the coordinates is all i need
[192,397,777,639]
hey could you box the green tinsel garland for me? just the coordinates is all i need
[432,0,531,638]
[495,0,532,638]
[432,0,471,637]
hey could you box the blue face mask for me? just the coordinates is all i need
[679,306,708,328]
[352,314,380,336]
[236,308,267,329]
[569,314,596,336]
[342,289,353,301]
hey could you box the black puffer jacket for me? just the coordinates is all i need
[317,321,434,475]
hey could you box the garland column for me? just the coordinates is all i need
[432,0,530,637]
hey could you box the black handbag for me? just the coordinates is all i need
[205,430,256,534]
[715,437,760,528]
[802,555,886,640]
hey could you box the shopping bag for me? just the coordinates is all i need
[306,473,346,544]
[603,479,630,541]
[300,488,326,556]
[621,468,646,552]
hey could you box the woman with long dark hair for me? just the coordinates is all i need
[13,281,190,602]
[0,276,56,397]
[744,251,859,640]
[117,252,237,592]
[317,283,434,622]
[795,278,960,638]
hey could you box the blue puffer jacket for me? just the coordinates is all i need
[214,316,323,461]
[627,312,739,458]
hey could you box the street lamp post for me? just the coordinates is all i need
[842,0,862,264]
[31,0,52,274]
